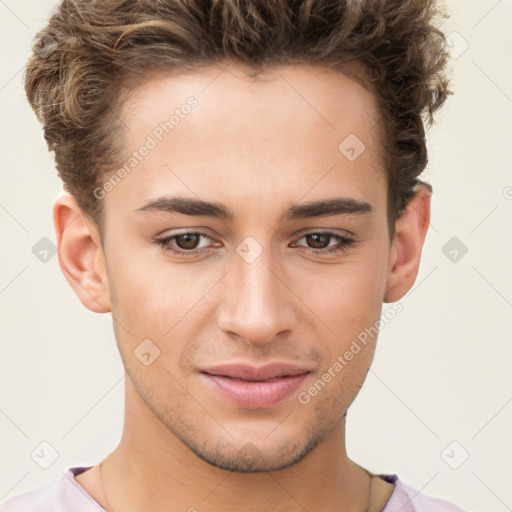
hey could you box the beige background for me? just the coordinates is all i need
[1,1,511,510]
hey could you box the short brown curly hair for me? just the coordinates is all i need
[25,0,452,238]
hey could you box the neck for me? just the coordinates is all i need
[97,377,371,512]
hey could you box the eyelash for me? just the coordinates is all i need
[155,230,356,257]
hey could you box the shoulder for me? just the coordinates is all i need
[381,475,468,512]
[0,468,104,512]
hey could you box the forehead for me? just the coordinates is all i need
[107,63,387,223]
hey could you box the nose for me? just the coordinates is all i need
[216,246,296,346]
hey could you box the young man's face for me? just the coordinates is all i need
[65,64,418,472]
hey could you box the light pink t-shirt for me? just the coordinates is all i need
[0,467,467,511]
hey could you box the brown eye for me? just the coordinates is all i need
[174,233,201,250]
[305,233,331,249]
[156,231,213,256]
[294,231,356,255]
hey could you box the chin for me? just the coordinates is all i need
[182,428,325,473]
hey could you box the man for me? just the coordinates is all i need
[2,0,466,510]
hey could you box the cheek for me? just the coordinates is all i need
[106,248,214,339]
[293,256,387,336]
[109,271,168,335]
[291,247,388,377]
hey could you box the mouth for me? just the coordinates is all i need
[200,362,311,409]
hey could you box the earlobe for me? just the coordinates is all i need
[383,183,432,303]
[53,192,111,313]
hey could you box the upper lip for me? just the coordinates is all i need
[201,362,311,381]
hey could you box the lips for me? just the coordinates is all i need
[200,362,311,408]
[202,362,310,381]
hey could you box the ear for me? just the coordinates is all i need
[384,183,432,303]
[53,192,111,313]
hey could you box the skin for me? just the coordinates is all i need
[55,63,432,512]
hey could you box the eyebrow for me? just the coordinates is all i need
[135,196,373,220]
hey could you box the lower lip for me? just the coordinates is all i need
[202,372,309,408]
